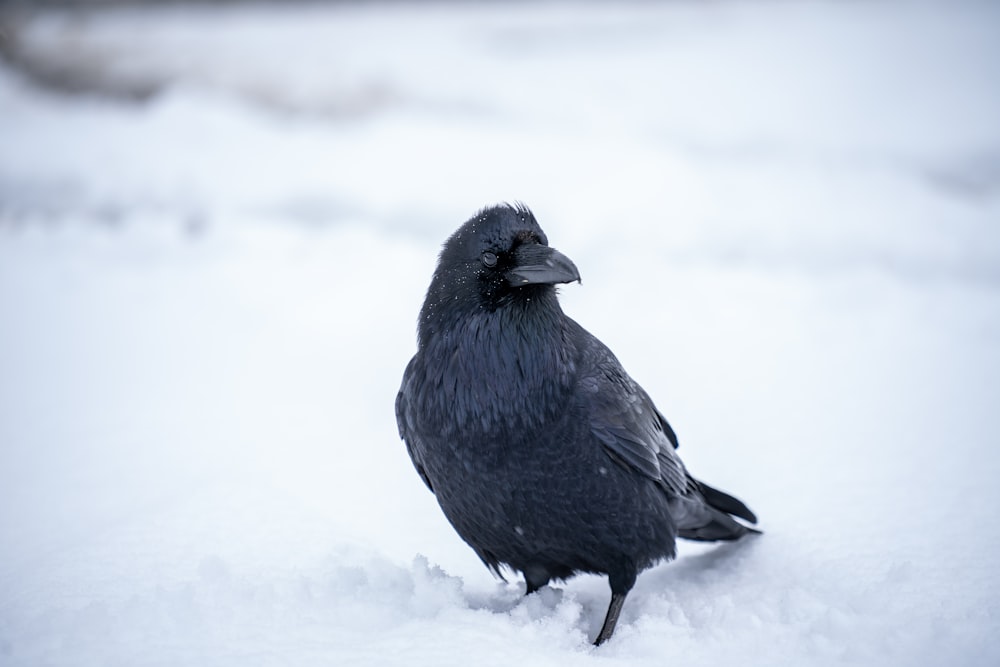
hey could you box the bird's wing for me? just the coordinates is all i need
[580,339,689,496]
[396,358,435,493]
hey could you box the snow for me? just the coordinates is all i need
[1,1,999,665]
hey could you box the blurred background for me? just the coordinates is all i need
[1,1,998,665]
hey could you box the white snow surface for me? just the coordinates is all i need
[1,1,999,665]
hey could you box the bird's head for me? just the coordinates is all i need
[426,203,580,314]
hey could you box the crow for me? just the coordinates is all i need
[396,203,759,645]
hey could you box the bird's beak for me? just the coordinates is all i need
[506,244,582,286]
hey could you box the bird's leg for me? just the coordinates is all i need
[594,564,636,646]
[593,592,627,646]
[523,564,550,595]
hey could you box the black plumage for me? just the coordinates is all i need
[396,204,759,645]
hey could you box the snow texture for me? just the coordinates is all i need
[1,1,999,665]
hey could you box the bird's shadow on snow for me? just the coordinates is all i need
[653,535,763,584]
[660,537,759,584]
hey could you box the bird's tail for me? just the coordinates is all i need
[674,476,760,542]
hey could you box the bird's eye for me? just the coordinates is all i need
[481,251,498,268]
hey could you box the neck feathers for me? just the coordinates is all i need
[416,290,574,436]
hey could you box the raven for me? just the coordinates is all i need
[396,204,759,645]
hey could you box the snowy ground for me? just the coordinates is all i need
[1,1,999,665]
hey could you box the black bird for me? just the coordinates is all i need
[396,204,759,645]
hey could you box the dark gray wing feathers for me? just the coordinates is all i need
[396,360,435,493]
[580,336,689,497]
